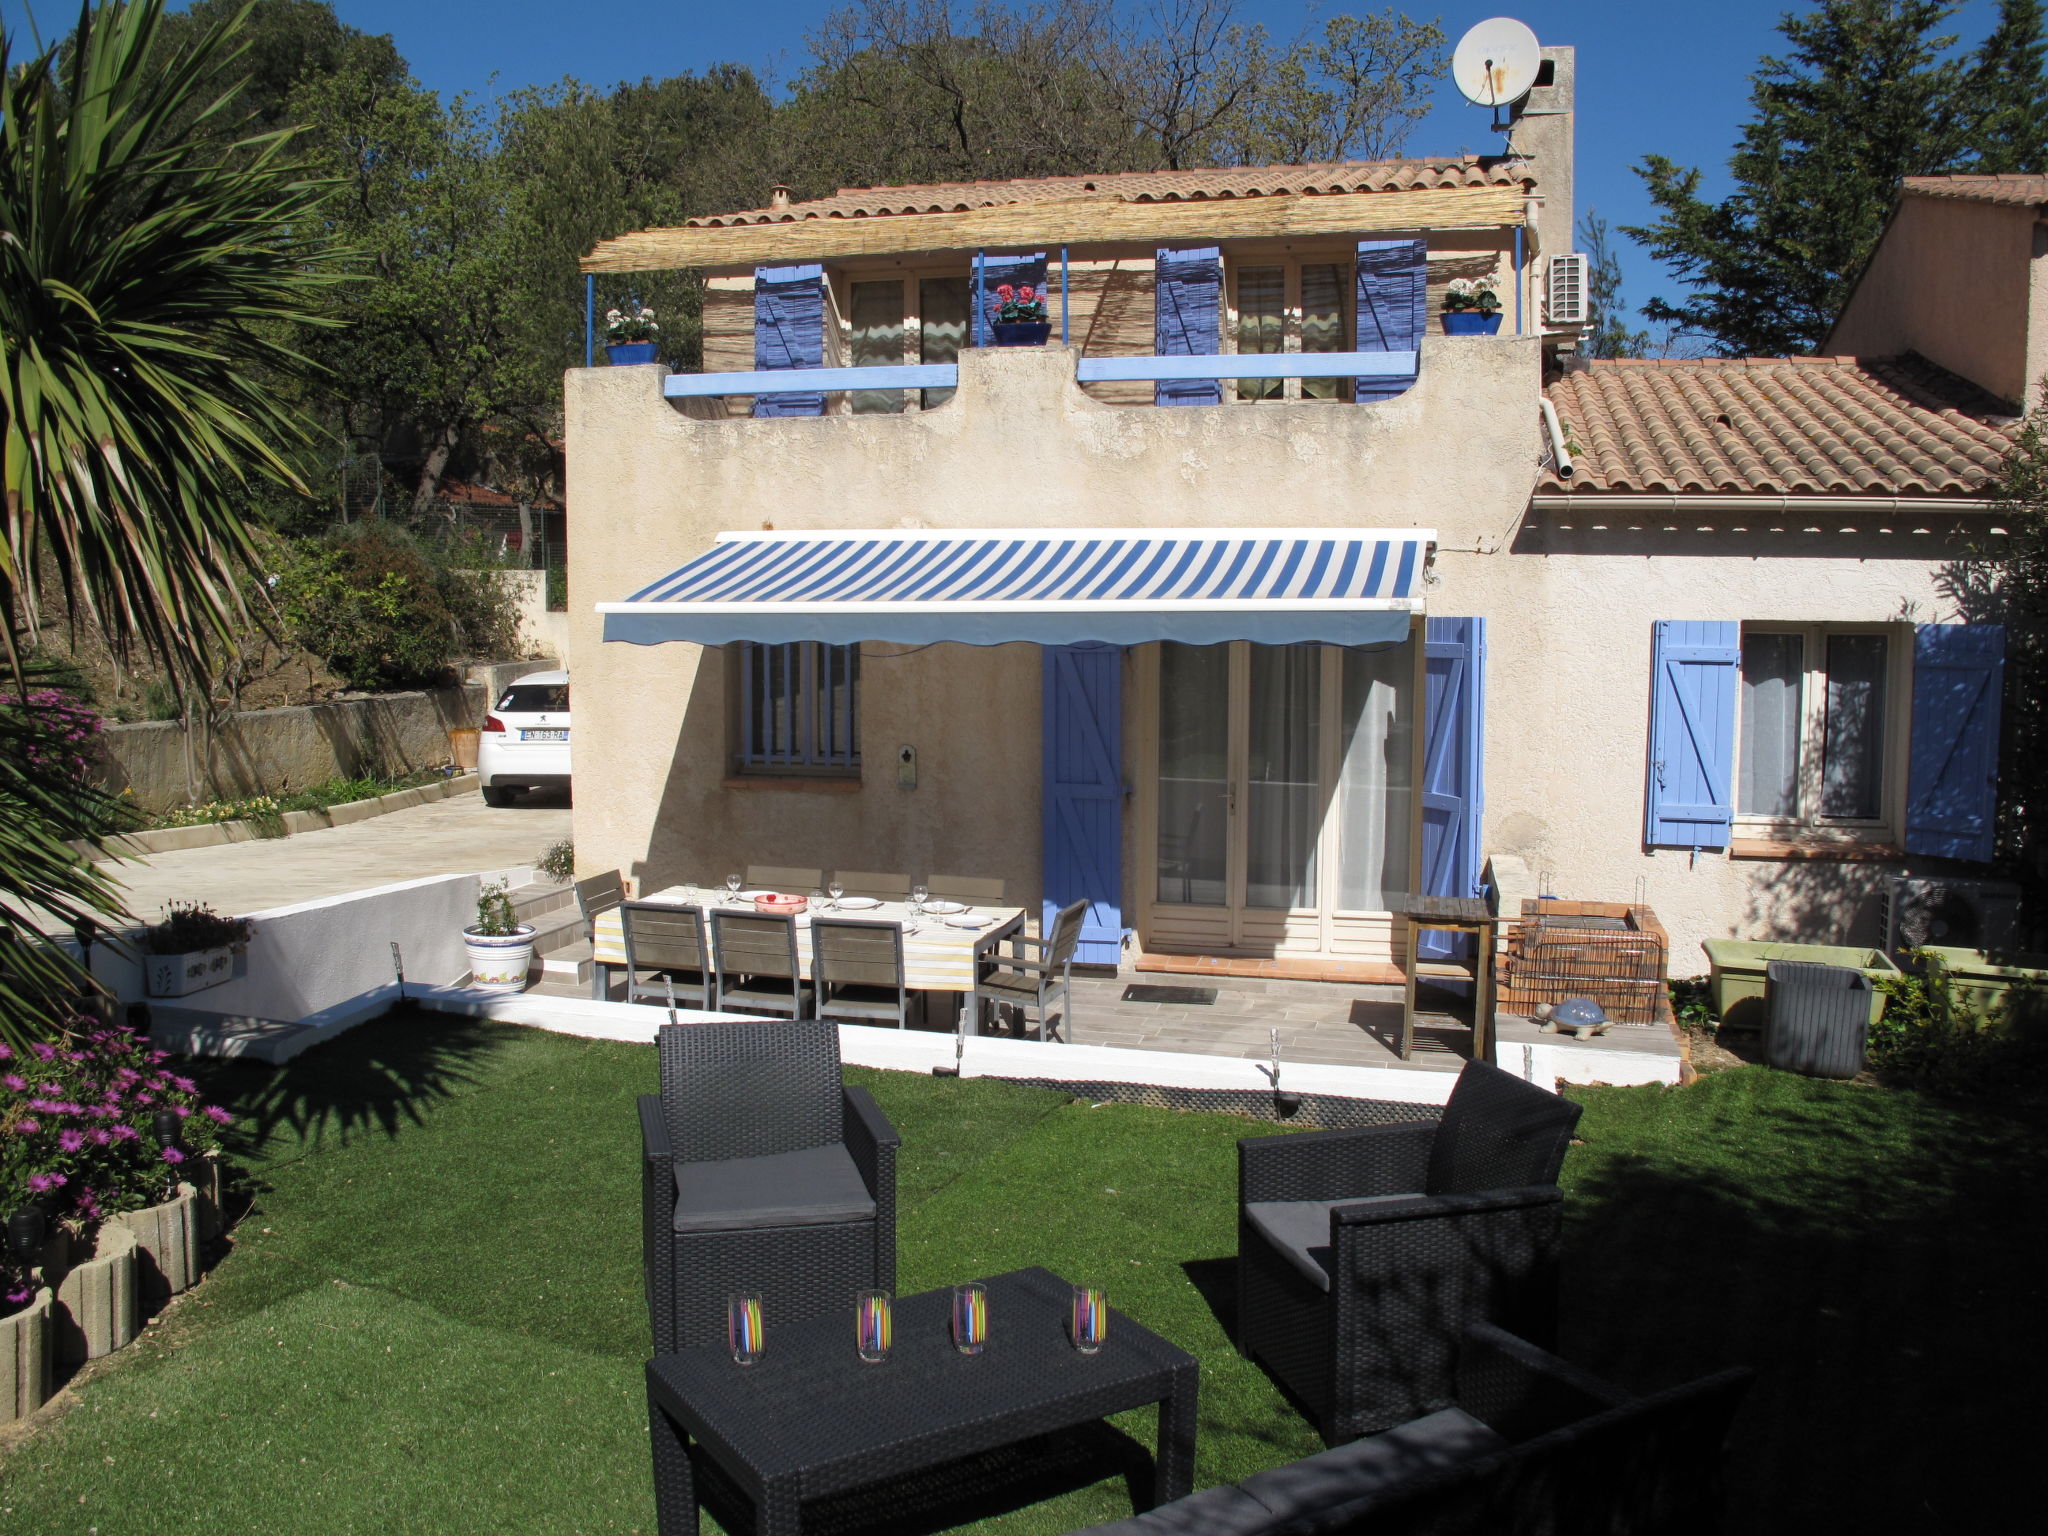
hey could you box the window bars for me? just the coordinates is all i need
[739,641,861,770]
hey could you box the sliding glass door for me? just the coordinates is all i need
[1152,640,1415,951]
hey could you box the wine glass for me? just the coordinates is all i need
[680,878,697,905]
[827,880,845,910]
[725,872,742,904]
[911,883,930,909]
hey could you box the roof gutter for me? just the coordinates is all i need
[1528,493,2001,517]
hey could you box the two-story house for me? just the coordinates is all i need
[565,49,2021,983]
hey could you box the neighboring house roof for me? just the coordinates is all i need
[1539,355,2018,498]
[1900,173,2048,208]
[687,157,1527,227]
[434,479,563,511]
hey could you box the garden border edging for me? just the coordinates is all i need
[78,772,480,858]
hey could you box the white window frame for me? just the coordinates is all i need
[1734,621,1912,842]
[1223,253,1353,404]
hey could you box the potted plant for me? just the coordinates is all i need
[464,880,535,992]
[1440,278,1505,335]
[987,283,1051,346]
[605,301,661,366]
[138,902,253,999]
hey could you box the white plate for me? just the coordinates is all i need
[833,896,883,910]
[945,914,994,929]
[923,900,969,916]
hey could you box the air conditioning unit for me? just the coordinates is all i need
[1546,253,1588,327]
[1882,876,2021,956]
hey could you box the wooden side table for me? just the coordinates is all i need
[1399,895,1503,1062]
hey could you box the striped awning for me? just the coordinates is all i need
[600,528,1433,648]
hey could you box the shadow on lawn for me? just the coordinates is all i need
[203,1006,494,1161]
[1561,1071,2044,1535]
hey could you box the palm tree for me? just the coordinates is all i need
[0,0,343,1042]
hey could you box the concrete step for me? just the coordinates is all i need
[525,905,586,958]
[509,882,577,923]
[540,938,593,985]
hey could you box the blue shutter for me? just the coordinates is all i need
[976,251,1047,343]
[1419,618,1486,961]
[1906,624,2004,862]
[1355,238,1424,403]
[1154,247,1221,406]
[1645,621,1738,850]
[752,263,825,417]
[1043,643,1124,966]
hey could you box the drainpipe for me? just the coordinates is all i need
[1061,244,1070,345]
[1513,225,1524,335]
[1538,397,1572,478]
[584,273,594,367]
[973,250,985,347]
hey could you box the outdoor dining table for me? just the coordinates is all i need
[589,889,1027,1005]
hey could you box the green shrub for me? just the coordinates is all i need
[276,524,520,690]
[536,839,575,883]
[1668,975,1716,1028]
[1871,958,2048,1099]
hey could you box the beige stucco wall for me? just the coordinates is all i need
[1828,193,2048,408]
[567,342,1984,973]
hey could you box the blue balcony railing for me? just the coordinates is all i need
[660,350,1421,402]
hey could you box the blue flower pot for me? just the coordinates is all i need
[607,342,659,365]
[1440,312,1504,336]
[990,321,1052,347]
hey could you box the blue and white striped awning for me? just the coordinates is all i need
[600,528,1432,648]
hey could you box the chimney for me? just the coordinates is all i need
[769,185,792,212]
[1509,46,1574,261]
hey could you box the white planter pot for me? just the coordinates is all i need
[144,945,236,998]
[464,925,536,992]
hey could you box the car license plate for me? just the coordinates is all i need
[520,729,568,741]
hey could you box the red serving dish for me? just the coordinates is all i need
[753,892,808,916]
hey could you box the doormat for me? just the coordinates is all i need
[1120,984,1218,1005]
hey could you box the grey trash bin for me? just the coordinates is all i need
[1764,960,1871,1080]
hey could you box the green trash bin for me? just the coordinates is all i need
[1702,940,1902,1031]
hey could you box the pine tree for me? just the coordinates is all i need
[1966,0,2048,173]
[1578,212,1650,360]
[1626,1,1975,356]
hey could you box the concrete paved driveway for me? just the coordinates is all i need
[93,788,573,921]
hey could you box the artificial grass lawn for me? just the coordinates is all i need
[0,1012,2039,1534]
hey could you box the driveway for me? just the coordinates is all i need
[93,789,573,922]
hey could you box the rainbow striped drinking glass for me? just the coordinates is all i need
[727,1292,764,1365]
[856,1291,893,1364]
[951,1282,988,1355]
[1070,1285,1108,1354]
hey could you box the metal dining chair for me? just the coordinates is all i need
[619,902,711,1010]
[926,874,1006,904]
[833,870,910,901]
[746,864,823,893]
[710,909,813,1019]
[574,869,626,938]
[971,899,1087,1042]
[811,918,910,1028]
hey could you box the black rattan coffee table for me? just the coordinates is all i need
[645,1265,1199,1535]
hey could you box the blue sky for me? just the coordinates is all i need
[0,1,2013,319]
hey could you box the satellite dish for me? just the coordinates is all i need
[1452,17,1543,112]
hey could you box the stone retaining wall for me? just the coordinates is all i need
[97,685,487,814]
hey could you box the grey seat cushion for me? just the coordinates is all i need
[1244,1196,1415,1292]
[673,1143,875,1233]
[1071,1484,1274,1535]
[1238,1408,1509,1522]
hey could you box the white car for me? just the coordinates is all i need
[478,669,570,806]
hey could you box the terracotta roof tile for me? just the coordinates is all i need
[1901,173,2048,208]
[689,157,1530,227]
[1540,356,2018,497]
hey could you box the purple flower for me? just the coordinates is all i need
[28,1098,60,1112]
[1,1073,25,1092]
[89,1128,112,1146]
[0,1042,12,1058]
[173,1104,191,1119]
[26,1172,66,1192]
[202,1105,232,1126]
[160,1146,186,1165]
[167,1074,197,1093]
[16,1118,40,1135]
[58,1128,86,1152]
[28,1042,56,1061]
[135,1092,154,1106]
[111,1124,139,1141]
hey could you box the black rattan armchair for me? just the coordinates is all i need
[1237,1059,1584,1445]
[1078,1323,1751,1535]
[639,1019,899,1354]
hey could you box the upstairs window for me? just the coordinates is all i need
[736,642,861,774]
[841,272,969,413]
[1230,260,1349,403]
